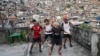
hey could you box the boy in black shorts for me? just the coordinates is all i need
[63,18,73,49]
[26,22,42,54]
[41,19,52,47]
[49,22,62,56]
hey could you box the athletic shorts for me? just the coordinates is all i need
[51,35,62,45]
[64,34,72,38]
[32,37,41,43]
[44,34,52,39]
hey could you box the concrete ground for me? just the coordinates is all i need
[0,43,27,56]
[26,41,91,56]
[0,41,91,56]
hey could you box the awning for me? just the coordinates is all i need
[96,16,100,20]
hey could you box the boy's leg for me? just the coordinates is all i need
[41,36,47,48]
[48,34,52,46]
[38,38,42,52]
[41,39,46,45]
[41,35,47,45]
[63,35,67,49]
[58,45,62,56]
[30,42,35,54]
[68,35,72,47]
[49,39,54,56]
[39,42,42,52]
[57,39,62,56]
[49,44,54,56]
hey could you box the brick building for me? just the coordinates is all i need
[90,0,100,4]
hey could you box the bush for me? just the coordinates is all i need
[80,23,92,30]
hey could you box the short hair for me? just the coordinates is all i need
[44,19,49,22]
[31,19,36,23]
[52,22,59,26]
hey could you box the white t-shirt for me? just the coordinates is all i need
[44,24,52,34]
[63,23,71,34]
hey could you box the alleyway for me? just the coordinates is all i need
[0,41,91,56]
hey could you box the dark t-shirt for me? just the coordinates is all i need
[52,27,62,39]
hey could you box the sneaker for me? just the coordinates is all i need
[48,44,52,47]
[39,49,42,53]
[70,44,73,47]
[29,50,32,54]
[63,45,66,49]
[41,45,44,48]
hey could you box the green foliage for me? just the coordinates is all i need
[80,23,92,30]
[66,4,70,8]
[79,6,84,10]
[37,3,41,6]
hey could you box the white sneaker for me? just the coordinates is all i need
[41,45,44,48]
[48,44,52,47]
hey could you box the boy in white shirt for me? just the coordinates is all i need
[41,19,52,47]
[62,18,73,49]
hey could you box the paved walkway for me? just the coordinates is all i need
[0,41,91,56]
[0,43,27,56]
[25,41,91,56]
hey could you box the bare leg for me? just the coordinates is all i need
[41,39,46,45]
[50,40,52,44]
[39,42,42,52]
[48,40,52,46]
[58,45,62,56]
[49,36,53,45]
[30,43,35,54]
[63,38,67,49]
[68,38,72,47]
[49,44,54,56]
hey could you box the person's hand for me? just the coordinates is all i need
[68,32,71,35]
[65,31,71,35]
[55,33,59,35]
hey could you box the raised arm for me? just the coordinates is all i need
[69,22,74,27]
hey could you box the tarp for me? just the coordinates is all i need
[96,16,100,20]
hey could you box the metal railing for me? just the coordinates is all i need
[0,28,8,44]
[72,26,94,50]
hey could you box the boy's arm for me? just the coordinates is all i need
[25,29,32,38]
[40,25,43,34]
[42,25,45,32]
[69,22,74,34]
[69,22,74,27]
